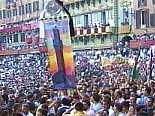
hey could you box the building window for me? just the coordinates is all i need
[84,15,89,28]
[92,0,95,7]
[0,36,4,43]
[76,16,81,27]
[150,14,155,27]
[76,2,79,9]
[2,36,6,43]
[33,1,39,12]
[71,3,75,10]
[86,0,90,6]
[28,3,32,13]
[92,12,99,26]
[14,33,18,43]
[36,1,39,11]
[22,5,25,15]
[21,33,25,42]
[80,1,84,8]
[136,10,149,29]
[153,0,155,4]
[0,11,2,19]
[8,34,13,43]
[7,10,12,18]
[3,10,6,18]
[101,11,106,25]
[26,4,29,14]
[138,0,147,7]
[141,11,145,25]
[19,6,22,15]
[65,5,70,11]
[13,9,17,16]
[122,8,129,24]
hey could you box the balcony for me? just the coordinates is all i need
[74,26,107,37]
[105,26,112,33]
[120,24,131,34]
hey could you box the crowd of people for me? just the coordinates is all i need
[0,41,155,115]
[132,34,155,40]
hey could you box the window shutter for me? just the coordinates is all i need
[98,0,101,4]
[86,0,90,6]
[138,0,141,7]
[150,14,155,27]
[144,9,149,27]
[144,0,147,6]
[76,2,79,9]
[136,10,141,29]
[71,3,75,10]
[80,1,84,8]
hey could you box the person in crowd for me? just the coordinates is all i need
[90,93,102,113]
[0,41,154,116]
[21,104,34,116]
[57,97,71,116]
[68,102,87,116]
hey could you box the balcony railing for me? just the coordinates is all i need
[74,26,108,37]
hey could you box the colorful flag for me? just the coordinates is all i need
[132,50,140,80]
[44,19,76,89]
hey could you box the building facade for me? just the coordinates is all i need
[127,0,155,49]
[134,0,155,35]
[0,0,134,53]
[63,0,134,50]
[0,0,42,54]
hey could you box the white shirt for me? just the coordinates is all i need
[109,108,116,116]
[86,109,96,116]
[23,112,34,116]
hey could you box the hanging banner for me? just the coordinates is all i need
[44,19,76,89]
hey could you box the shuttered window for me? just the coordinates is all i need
[101,11,106,25]
[26,4,29,14]
[76,2,79,9]
[13,9,17,16]
[19,6,22,15]
[28,3,32,13]
[136,10,141,29]
[36,1,39,11]
[3,10,6,18]
[21,33,25,42]
[141,11,145,25]
[138,0,147,7]
[86,0,90,6]
[144,9,149,27]
[7,10,12,18]
[33,1,39,12]
[22,5,25,15]
[150,14,155,27]
[14,33,18,43]
[84,15,89,28]
[143,0,147,6]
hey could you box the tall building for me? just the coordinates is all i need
[128,0,155,48]
[0,0,42,54]
[134,0,155,35]
[0,0,134,52]
[56,0,133,50]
